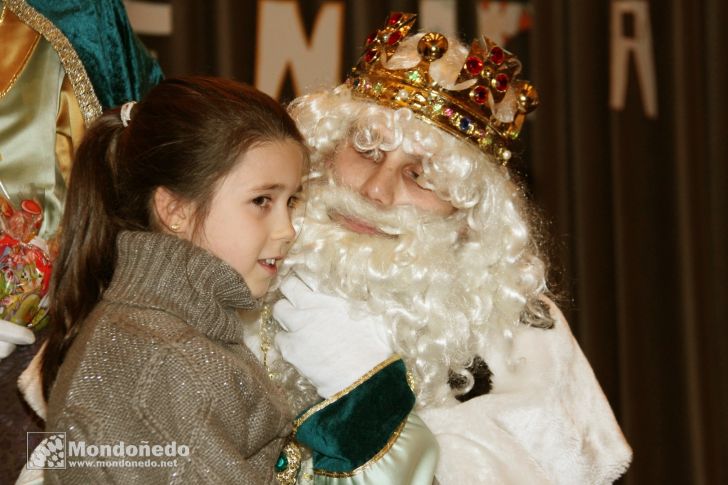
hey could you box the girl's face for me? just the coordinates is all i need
[192,140,304,297]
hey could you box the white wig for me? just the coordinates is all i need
[280,34,553,408]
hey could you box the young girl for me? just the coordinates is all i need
[40,77,306,483]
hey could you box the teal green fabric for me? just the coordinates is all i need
[295,359,416,474]
[27,0,163,108]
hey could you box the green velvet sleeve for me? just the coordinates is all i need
[293,356,438,483]
[303,414,439,485]
[28,0,164,108]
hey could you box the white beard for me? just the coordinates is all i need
[281,176,507,406]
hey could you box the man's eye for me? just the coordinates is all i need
[287,195,301,208]
[360,149,382,161]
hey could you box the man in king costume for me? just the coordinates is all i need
[264,13,632,484]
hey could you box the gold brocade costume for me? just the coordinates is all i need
[0,6,85,237]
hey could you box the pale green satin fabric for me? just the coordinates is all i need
[0,37,66,238]
[306,413,439,485]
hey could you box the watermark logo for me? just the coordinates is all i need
[27,433,186,470]
[27,432,67,470]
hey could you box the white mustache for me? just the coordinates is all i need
[305,178,452,238]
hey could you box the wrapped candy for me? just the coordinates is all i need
[0,195,53,331]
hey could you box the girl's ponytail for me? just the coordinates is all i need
[41,111,126,397]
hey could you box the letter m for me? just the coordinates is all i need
[255,1,343,99]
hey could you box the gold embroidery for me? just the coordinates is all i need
[6,0,101,125]
[275,439,303,485]
[406,369,416,393]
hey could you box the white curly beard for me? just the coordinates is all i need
[279,174,509,406]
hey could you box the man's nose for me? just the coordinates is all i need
[359,164,397,207]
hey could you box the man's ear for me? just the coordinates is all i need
[152,187,194,236]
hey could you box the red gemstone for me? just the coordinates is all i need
[387,30,402,46]
[471,85,488,104]
[364,47,379,63]
[465,56,484,76]
[489,46,505,65]
[365,31,378,46]
[495,73,509,92]
[388,13,403,26]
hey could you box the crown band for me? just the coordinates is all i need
[346,12,539,164]
[349,73,516,162]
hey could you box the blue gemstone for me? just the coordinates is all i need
[459,117,472,132]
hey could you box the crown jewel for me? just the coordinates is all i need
[347,12,539,163]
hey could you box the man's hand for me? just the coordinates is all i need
[0,320,35,361]
[273,274,393,398]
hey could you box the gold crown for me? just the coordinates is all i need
[346,12,539,164]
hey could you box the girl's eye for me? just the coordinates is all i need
[287,195,300,208]
[252,196,271,208]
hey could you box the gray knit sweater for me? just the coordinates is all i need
[46,231,292,484]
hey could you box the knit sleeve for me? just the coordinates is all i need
[43,401,198,484]
[130,343,285,484]
[46,341,283,484]
[44,347,214,483]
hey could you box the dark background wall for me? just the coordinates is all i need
[126,1,727,483]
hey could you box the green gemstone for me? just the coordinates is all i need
[373,82,383,94]
[432,102,443,113]
[275,453,288,472]
[406,70,422,83]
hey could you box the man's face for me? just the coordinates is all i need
[330,144,454,234]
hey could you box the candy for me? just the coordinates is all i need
[0,195,53,331]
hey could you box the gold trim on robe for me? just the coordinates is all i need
[0,7,41,98]
[5,0,102,125]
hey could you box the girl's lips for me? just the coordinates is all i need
[334,214,385,236]
[258,259,279,275]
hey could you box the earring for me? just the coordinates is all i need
[169,222,181,232]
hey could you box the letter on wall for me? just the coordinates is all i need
[256,1,343,99]
[610,1,658,118]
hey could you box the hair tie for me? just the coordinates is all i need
[120,101,137,127]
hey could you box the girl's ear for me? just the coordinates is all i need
[152,187,195,237]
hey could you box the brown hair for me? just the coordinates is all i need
[41,76,306,396]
